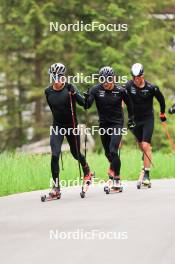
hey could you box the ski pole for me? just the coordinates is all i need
[84,109,88,159]
[84,88,90,159]
[161,122,175,151]
[69,91,82,179]
[60,150,64,170]
[118,140,122,158]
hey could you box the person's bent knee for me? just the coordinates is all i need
[105,152,112,162]
[71,150,82,161]
[71,151,78,160]
[110,151,119,159]
[142,142,151,152]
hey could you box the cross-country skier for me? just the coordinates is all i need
[125,63,166,188]
[44,63,93,199]
[84,66,135,192]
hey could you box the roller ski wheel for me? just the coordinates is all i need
[104,186,110,194]
[137,181,141,189]
[41,195,47,202]
[80,190,86,199]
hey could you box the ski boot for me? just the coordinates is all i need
[142,173,151,188]
[41,187,61,202]
[80,172,95,198]
[104,169,123,194]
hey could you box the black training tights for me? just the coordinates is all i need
[50,129,89,187]
[100,127,122,176]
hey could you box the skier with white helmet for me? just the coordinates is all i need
[125,63,166,189]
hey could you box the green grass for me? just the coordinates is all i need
[0,150,175,196]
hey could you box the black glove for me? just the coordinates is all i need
[128,118,136,130]
[83,92,90,110]
[168,108,172,114]
[168,105,175,114]
[160,113,167,122]
[68,85,76,94]
[83,92,90,99]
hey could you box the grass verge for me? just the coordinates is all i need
[0,150,175,196]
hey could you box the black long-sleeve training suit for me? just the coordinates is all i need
[85,83,134,177]
[125,80,166,143]
[45,83,89,187]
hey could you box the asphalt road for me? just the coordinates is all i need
[0,179,175,264]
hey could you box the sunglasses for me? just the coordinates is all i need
[51,74,65,82]
[134,75,144,81]
[102,76,114,83]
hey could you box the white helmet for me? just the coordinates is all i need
[131,63,144,77]
[48,63,66,75]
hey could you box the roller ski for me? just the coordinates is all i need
[137,169,151,189]
[104,169,123,194]
[41,187,61,202]
[80,172,95,198]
